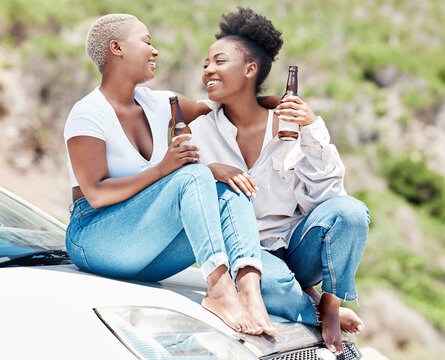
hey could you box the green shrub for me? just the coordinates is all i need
[382,154,445,220]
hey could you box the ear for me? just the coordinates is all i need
[245,62,258,79]
[109,40,123,56]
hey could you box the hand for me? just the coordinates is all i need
[275,95,317,126]
[208,163,258,197]
[158,136,200,176]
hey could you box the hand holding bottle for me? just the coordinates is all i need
[278,65,300,141]
[157,136,200,176]
[276,95,317,127]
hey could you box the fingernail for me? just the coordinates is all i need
[329,344,336,352]
[247,192,251,196]
[255,186,259,191]
[251,193,256,198]
[357,324,364,332]
[275,110,280,114]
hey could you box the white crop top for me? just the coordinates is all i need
[64,86,174,187]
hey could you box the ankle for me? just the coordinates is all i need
[236,267,261,293]
[319,293,341,313]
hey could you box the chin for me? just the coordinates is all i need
[138,75,155,85]
[207,92,221,102]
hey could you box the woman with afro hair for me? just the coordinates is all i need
[190,7,370,355]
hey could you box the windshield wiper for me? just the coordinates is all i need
[0,250,71,267]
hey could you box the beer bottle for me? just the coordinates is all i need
[169,96,192,139]
[278,66,299,141]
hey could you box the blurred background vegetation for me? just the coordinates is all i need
[0,0,444,358]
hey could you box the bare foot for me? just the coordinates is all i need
[202,265,262,335]
[237,267,278,338]
[339,307,364,334]
[318,293,343,356]
[304,287,364,334]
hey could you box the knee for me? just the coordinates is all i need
[216,181,251,203]
[176,164,214,184]
[331,196,370,229]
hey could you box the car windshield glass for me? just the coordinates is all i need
[0,191,66,256]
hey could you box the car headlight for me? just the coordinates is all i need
[94,306,256,359]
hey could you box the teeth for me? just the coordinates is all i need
[207,80,220,86]
[149,62,156,67]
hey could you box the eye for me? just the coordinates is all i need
[203,63,209,69]
[216,59,226,64]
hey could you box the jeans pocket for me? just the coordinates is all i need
[77,207,102,230]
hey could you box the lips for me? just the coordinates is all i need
[148,61,156,71]
[206,79,221,88]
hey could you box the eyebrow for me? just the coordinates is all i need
[205,52,228,62]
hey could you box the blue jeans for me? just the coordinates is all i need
[66,165,262,282]
[260,196,369,325]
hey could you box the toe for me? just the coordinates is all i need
[334,340,343,355]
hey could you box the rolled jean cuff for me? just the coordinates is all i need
[230,257,263,281]
[200,252,229,280]
[321,289,358,302]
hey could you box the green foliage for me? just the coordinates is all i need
[355,189,445,331]
[381,154,445,221]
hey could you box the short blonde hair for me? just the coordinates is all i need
[86,14,138,73]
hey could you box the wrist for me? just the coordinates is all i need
[153,163,167,179]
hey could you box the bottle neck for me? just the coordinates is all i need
[286,71,298,96]
[171,103,185,126]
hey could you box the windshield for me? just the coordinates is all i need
[0,189,66,257]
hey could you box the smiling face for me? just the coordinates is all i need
[202,38,255,103]
[117,20,159,83]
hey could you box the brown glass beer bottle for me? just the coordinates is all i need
[169,96,191,139]
[278,66,299,141]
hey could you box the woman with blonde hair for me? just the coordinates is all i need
[64,13,276,336]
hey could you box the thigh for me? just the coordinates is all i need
[67,172,192,277]
[285,195,369,287]
[134,229,196,282]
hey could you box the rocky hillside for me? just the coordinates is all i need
[1,1,444,359]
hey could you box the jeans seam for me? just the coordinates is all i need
[66,231,91,271]
[325,232,336,295]
[219,196,243,256]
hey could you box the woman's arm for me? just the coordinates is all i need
[176,93,282,124]
[67,135,199,208]
[175,93,212,124]
[276,96,346,212]
[208,163,258,198]
[257,95,281,110]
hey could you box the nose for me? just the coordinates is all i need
[203,63,215,76]
[152,47,159,57]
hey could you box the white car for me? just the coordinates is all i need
[0,186,361,360]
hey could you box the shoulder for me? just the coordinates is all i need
[68,87,105,118]
[64,88,108,140]
[136,86,175,104]
[189,111,217,132]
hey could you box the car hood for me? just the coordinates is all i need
[0,264,351,359]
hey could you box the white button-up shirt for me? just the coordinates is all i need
[190,106,346,251]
